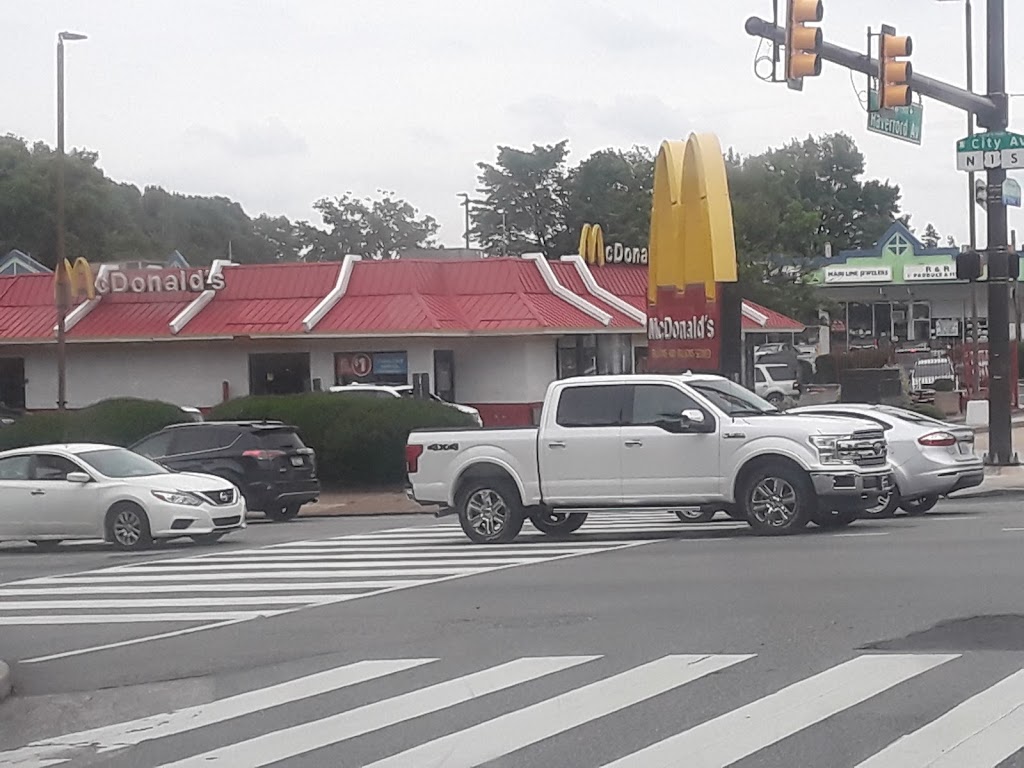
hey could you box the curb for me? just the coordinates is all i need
[300,509,435,519]
[0,660,10,703]
[949,487,1024,499]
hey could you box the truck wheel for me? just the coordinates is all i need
[812,509,858,529]
[530,510,587,536]
[901,495,939,515]
[675,508,716,523]
[740,463,814,535]
[456,479,524,544]
[862,489,899,519]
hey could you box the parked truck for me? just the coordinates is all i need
[405,373,894,543]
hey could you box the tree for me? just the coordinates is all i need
[562,146,654,255]
[921,223,941,248]
[946,234,957,248]
[311,191,438,260]
[471,141,569,258]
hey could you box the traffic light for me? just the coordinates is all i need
[785,0,824,86]
[956,251,982,282]
[878,25,913,109]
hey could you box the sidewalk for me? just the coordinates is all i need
[301,488,428,517]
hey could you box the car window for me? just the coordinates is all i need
[132,431,174,458]
[690,379,777,416]
[628,385,705,426]
[876,405,946,426]
[31,454,84,481]
[555,385,627,428]
[170,427,237,454]
[0,455,31,480]
[78,448,168,477]
[754,369,767,383]
[255,429,307,450]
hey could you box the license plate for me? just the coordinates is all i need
[290,456,304,467]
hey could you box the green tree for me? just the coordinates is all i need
[921,223,941,248]
[311,191,438,260]
[470,141,569,258]
[562,146,654,254]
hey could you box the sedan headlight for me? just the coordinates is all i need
[152,490,203,507]
[810,435,844,465]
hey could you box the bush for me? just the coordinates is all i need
[0,398,191,451]
[209,393,475,487]
[932,378,955,392]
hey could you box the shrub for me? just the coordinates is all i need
[209,393,475,487]
[932,378,955,392]
[0,398,191,451]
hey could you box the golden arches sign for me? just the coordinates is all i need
[578,223,606,266]
[648,133,737,304]
[53,257,96,302]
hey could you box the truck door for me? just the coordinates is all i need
[619,383,721,504]
[538,383,627,505]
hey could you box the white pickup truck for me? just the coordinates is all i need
[405,373,894,543]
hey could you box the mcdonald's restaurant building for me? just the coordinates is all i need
[0,246,805,426]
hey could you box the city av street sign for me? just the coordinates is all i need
[867,87,922,145]
[957,131,1024,172]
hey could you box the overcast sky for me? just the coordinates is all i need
[7,1,1023,251]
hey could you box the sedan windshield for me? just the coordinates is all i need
[78,448,169,478]
[691,379,778,416]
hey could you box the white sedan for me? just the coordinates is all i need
[0,443,246,551]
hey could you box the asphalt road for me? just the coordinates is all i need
[1,499,1023,767]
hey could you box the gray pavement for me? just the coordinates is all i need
[1,501,1024,766]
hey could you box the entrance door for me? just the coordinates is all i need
[248,353,311,395]
[0,357,25,410]
[434,350,455,402]
[619,383,720,503]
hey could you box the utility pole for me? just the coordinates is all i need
[983,0,1013,464]
[457,193,471,250]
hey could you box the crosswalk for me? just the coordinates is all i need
[0,513,745,628]
[5,651,1024,767]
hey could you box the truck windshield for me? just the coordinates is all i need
[690,379,778,416]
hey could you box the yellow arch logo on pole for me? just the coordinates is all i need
[53,257,96,302]
[578,223,606,266]
[648,133,738,304]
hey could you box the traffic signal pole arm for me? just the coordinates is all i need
[745,16,1005,128]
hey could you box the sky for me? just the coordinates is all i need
[6,0,1023,251]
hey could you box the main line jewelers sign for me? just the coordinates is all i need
[822,266,892,284]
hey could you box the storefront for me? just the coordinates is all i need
[810,222,1022,352]
[0,253,803,425]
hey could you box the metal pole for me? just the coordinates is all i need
[55,37,68,412]
[984,0,1013,464]
[457,193,471,250]
[966,0,981,398]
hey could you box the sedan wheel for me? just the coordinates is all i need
[530,510,587,536]
[901,495,940,516]
[107,504,153,551]
[675,508,716,523]
[862,489,899,519]
[265,504,301,522]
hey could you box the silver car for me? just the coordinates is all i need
[788,403,984,517]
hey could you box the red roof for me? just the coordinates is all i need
[182,263,339,336]
[0,257,804,342]
[315,259,604,334]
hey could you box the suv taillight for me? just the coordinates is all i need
[918,431,957,447]
[243,449,286,460]
[405,444,424,474]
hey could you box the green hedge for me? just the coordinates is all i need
[209,393,475,487]
[0,398,191,451]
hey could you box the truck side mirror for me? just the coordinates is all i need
[681,409,705,426]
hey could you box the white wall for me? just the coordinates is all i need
[449,336,556,403]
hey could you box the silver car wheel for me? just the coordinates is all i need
[465,489,509,539]
[750,477,798,527]
[113,508,143,547]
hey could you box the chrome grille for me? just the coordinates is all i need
[837,430,887,467]
[197,488,237,506]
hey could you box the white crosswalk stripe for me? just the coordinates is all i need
[0,514,738,628]
[10,652,1024,767]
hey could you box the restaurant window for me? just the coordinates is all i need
[0,357,25,410]
[335,351,408,386]
[912,302,931,342]
[249,353,311,395]
[557,335,632,379]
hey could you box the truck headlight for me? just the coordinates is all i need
[810,435,844,465]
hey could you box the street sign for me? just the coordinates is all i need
[956,131,1024,171]
[867,86,922,145]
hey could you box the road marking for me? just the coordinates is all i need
[1002,527,1024,531]
[120,558,544,571]
[0,581,422,596]
[0,595,360,610]
[0,659,434,766]
[834,532,891,538]
[855,667,1024,767]
[20,568,487,583]
[152,656,599,767]
[20,619,250,664]
[599,653,959,768]
[0,611,275,625]
[363,654,754,768]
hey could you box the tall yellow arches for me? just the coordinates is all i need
[648,133,738,304]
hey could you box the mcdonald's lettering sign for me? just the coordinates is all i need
[55,258,227,300]
[646,133,739,374]
[578,223,648,266]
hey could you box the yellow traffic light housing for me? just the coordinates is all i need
[878,25,913,109]
[785,0,823,87]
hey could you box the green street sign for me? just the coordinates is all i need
[956,131,1024,171]
[867,87,923,145]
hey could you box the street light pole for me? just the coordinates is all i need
[984,0,1013,464]
[55,31,86,412]
[457,193,471,250]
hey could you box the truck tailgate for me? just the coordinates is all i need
[406,427,540,506]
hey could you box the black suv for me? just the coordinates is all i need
[131,421,319,521]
